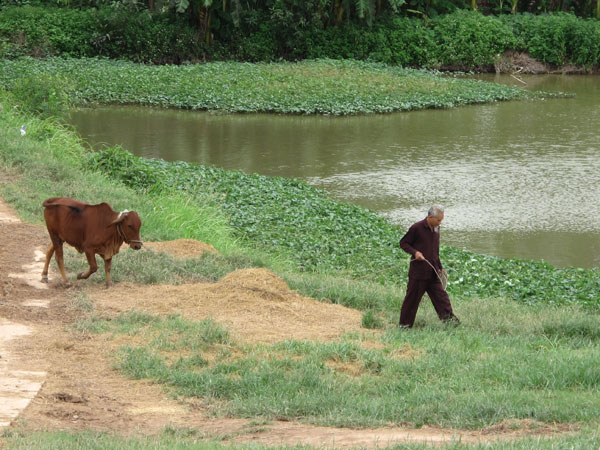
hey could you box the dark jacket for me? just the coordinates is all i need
[400,218,443,280]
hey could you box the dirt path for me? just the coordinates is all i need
[0,197,575,447]
[0,200,50,429]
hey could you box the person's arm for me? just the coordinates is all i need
[400,226,424,259]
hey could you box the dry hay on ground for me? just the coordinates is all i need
[142,239,219,259]
[90,268,363,344]
[220,267,291,293]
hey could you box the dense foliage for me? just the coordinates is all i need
[1,0,598,25]
[0,5,202,62]
[501,13,600,66]
[85,147,600,309]
[1,6,600,69]
[0,58,540,115]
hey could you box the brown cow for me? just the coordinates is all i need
[41,197,142,287]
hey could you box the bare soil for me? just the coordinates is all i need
[495,51,596,74]
[0,197,577,447]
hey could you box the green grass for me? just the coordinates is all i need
[5,428,600,450]
[0,57,550,115]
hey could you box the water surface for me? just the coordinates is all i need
[69,74,600,268]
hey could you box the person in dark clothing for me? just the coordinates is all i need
[399,205,459,328]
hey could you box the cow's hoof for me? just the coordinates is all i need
[41,277,49,284]
[77,272,87,280]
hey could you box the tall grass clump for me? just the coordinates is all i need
[6,72,73,120]
[0,90,237,256]
[136,192,236,253]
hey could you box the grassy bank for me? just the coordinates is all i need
[0,57,548,115]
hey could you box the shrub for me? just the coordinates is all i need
[567,18,600,67]
[0,6,97,58]
[504,13,569,65]
[91,7,203,63]
[501,12,600,67]
[384,17,439,67]
[0,5,203,63]
[431,11,518,68]
[232,22,278,61]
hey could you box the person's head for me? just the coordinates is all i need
[427,205,444,228]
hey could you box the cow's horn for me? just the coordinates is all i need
[117,210,130,220]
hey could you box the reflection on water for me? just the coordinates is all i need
[69,74,600,268]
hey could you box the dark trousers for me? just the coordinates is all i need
[399,274,455,328]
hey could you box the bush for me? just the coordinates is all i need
[430,11,518,68]
[232,22,278,61]
[502,12,600,67]
[567,18,600,67]
[92,7,203,63]
[503,13,569,65]
[304,25,369,60]
[0,5,204,63]
[0,6,98,58]
[385,17,439,67]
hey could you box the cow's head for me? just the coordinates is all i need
[111,210,143,250]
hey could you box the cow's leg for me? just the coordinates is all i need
[51,237,69,284]
[77,250,98,280]
[104,258,113,288]
[41,243,54,283]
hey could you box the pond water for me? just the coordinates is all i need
[69,74,600,269]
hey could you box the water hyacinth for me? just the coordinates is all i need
[86,147,600,309]
[0,57,559,115]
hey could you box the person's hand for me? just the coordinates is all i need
[414,251,425,260]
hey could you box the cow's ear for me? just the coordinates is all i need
[110,211,128,226]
